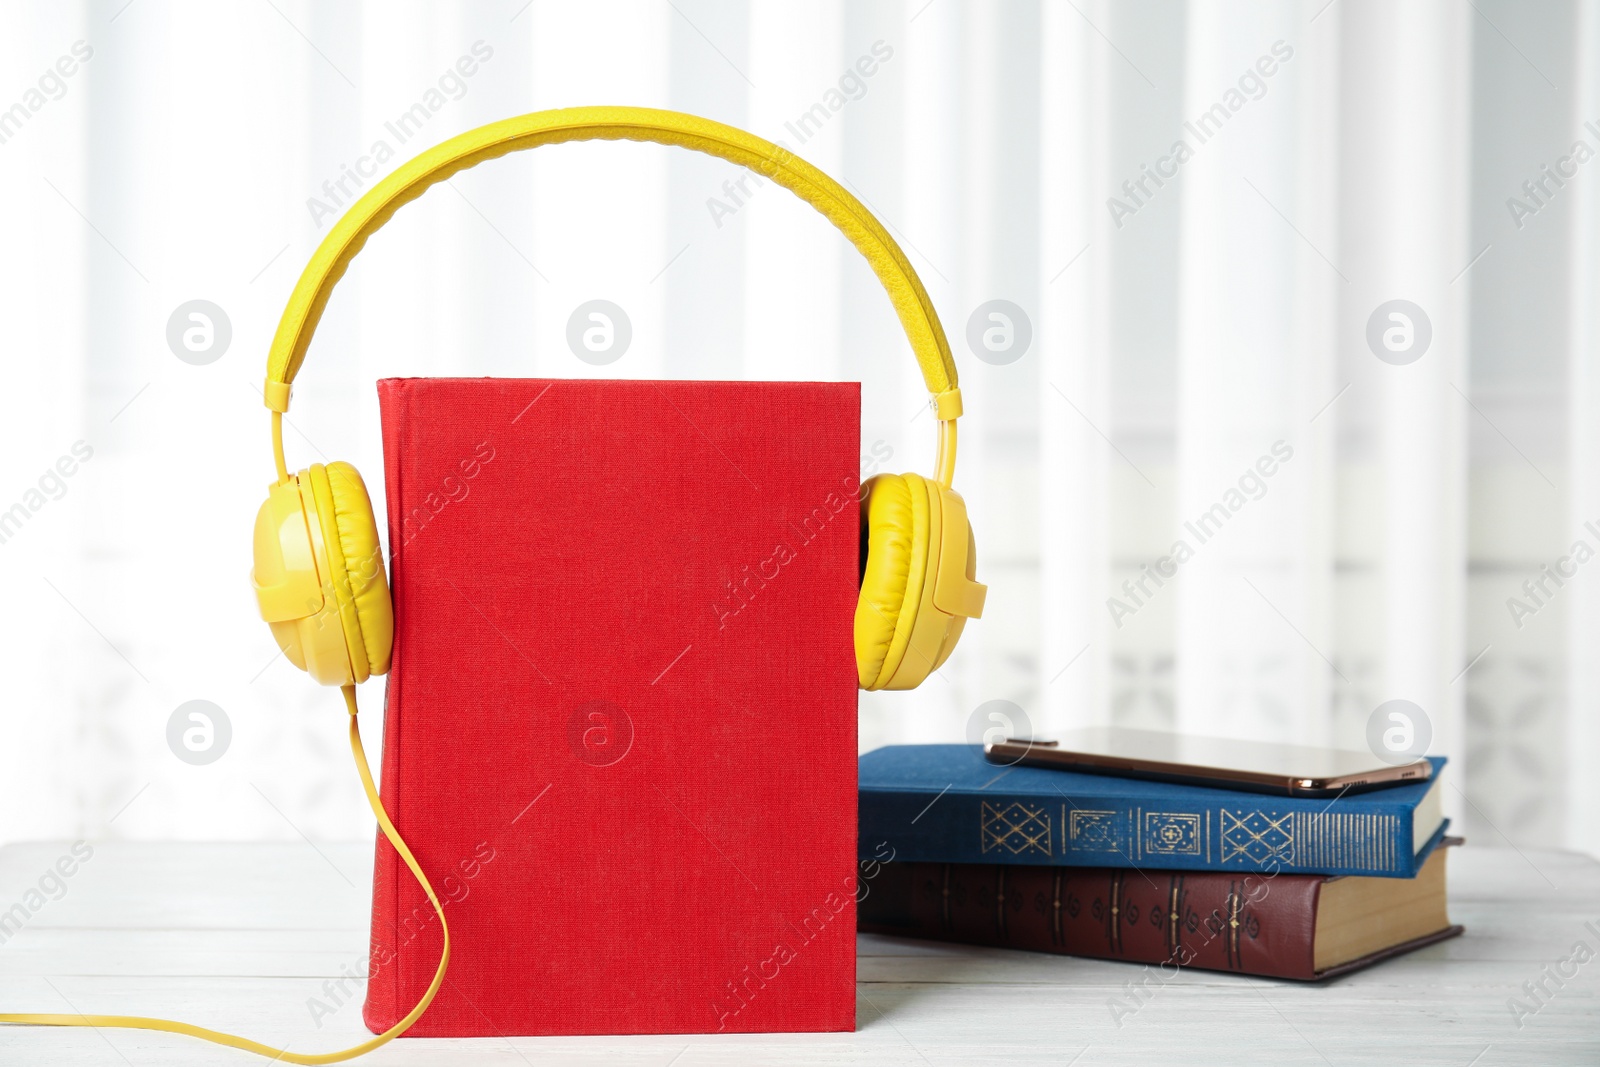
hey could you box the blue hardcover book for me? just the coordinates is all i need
[859,745,1448,878]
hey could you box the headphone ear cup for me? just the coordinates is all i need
[315,462,393,681]
[926,519,977,673]
[855,474,986,691]
[855,473,929,690]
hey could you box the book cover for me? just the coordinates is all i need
[859,839,1463,981]
[367,378,860,1036]
[860,745,1446,877]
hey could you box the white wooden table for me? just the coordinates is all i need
[0,842,1595,1065]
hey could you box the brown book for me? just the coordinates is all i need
[859,838,1463,981]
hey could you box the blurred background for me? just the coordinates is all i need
[0,0,1595,857]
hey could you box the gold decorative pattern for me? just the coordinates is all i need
[1108,872,1124,953]
[1166,876,1183,959]
[1225,881,1243,969]
[1050,869,1064,946]
[1067,809,1120,852]
[1219,809,1295,865]
[980,801,1052,857]
[1143,812,1202,856]
[1291,811,1401,871]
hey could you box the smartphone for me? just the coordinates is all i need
[984,726,1432,797]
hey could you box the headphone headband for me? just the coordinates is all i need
[263,106,963,482]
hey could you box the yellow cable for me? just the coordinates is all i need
[936,421,957,489]
[0,686,450,1064]
[272,411,289,484]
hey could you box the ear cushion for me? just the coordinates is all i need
[855,473,930,689]
[321,462,394,678]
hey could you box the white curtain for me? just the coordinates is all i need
[1570,0,1600,857]
[0,0,1593,854]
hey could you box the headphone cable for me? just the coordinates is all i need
[0,685,450,1064]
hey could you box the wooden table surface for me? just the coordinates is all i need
[0,841,1595,1065]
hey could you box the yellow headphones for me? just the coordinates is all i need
[0,107,984,1063]
[255,105,985,694]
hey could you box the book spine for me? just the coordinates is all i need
[859,789,1417,876]
[364,381,408,1034]
[859,860,1322,980]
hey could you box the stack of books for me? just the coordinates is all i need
[856,743,1461,980]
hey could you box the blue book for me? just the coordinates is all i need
[859,745,1448,878]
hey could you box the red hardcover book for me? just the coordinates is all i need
[365,377,860,1036]
[859,840,1463,981]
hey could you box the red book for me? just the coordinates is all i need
[365,378,860,1036]
[859,840,1463,981]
